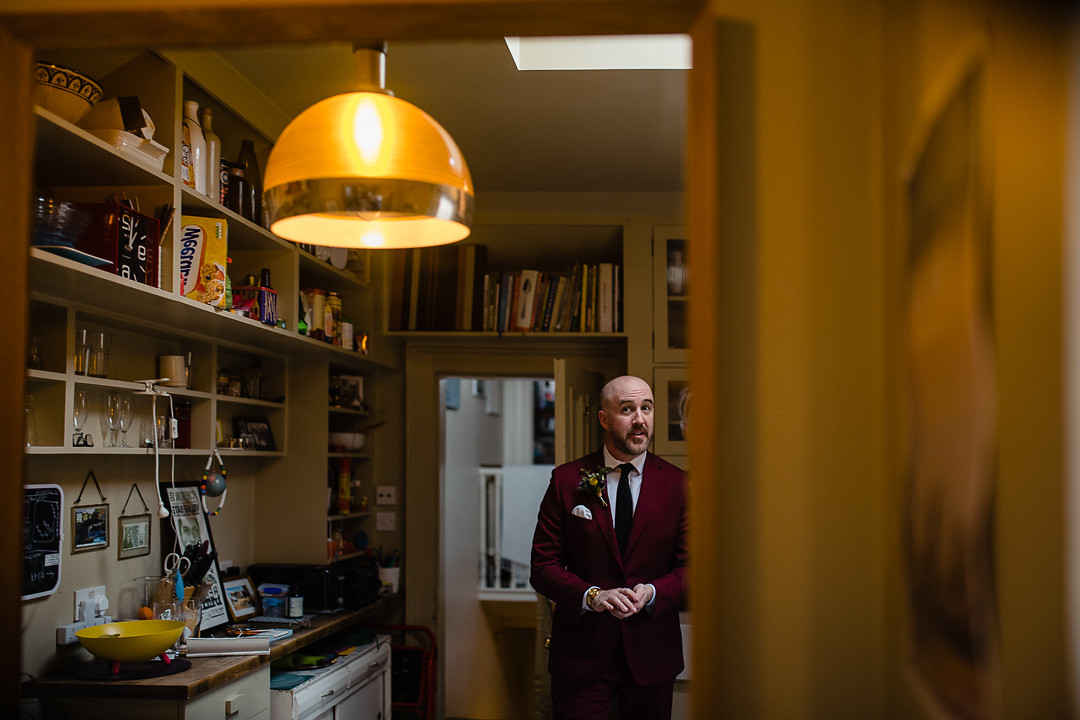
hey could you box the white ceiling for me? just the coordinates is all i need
[214,39,687,194]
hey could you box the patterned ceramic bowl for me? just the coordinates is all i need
[33,62,103,124]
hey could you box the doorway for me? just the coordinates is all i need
[439,376,552,719]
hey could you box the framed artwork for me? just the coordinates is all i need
[234,417,276,451]
[653,366,690,456]
[161,484,229,631]
[71,504,109,554]
[118,513,151,560]
[222,575,261,622]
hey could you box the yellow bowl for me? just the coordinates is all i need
[76,620,185,663]
[33,62,102,124]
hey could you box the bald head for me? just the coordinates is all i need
[599,376,655,461]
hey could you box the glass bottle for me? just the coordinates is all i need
[238,140,263,227]
[225,162,247,217]
[260,267,272,289]
[199,107,222,202]
[182,101,207,194]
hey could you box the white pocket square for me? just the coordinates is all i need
[572,505,593,520]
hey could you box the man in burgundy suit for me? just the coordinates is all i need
[531,375,689,720]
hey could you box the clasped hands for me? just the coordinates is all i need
[590,584,654,619]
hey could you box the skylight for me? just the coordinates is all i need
[505,35,692,71]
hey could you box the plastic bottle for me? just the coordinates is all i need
[182,101,207,194]
[199,107,221,202]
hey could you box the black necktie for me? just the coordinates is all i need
[615,463,634,555]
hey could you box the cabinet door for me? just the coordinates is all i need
[334,675,385,719]
[653,226,689,364]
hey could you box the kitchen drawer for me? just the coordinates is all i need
[40,664,271,720]
[187,664,271,720]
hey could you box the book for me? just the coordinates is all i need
[598,262,613,332]
[515,270,540,330]
[407,248,422,330]
[388,250,407,331]
[547,275,569,332]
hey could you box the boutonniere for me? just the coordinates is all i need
[578,466,614,508]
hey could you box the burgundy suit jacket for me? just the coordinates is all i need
[530,450,689,687]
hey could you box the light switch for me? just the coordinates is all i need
[376,511,396,531]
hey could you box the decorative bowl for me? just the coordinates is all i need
[76,619,186,663]
[33,62,102,124]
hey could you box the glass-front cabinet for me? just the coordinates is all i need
[652,226,688,364]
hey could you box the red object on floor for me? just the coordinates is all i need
[369,624,436,720]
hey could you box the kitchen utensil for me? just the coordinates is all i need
[76,619,185,666]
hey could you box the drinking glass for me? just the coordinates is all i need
[72,389,91,446]
[88,331,110,378]
[74,329,90,376]
[24,394,37,447]
[117,395,132,448]
[104,393,120,447]
[140,417,155,448]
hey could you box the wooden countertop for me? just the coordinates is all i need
[26,601,389,701]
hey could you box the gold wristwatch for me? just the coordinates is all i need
[585,586,600,610]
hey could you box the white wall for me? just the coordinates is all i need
[442,377,540,719]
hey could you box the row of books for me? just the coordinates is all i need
[387,244,622,333]
[480,263,622,333]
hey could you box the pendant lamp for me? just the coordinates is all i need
[264,43,473,249]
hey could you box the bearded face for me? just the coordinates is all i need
[599,376,655,461]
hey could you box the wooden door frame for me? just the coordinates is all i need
[0,1,716,711]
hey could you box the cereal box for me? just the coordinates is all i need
[179,216,228,307]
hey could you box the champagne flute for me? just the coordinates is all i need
[117,395,132,448]
[105,392,120,447]
[72,389,89,446]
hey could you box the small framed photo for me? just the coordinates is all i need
[233,417,276,451]
[222,575,261,622]
[71,504,109,554]
[117,513,151,560]
[244,418,276,452]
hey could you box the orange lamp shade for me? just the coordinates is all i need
[265,91,473,249]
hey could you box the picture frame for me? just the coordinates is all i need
[117,512,151,560]
[71,503,109,554]
[222,574,261,622]
[653,366,690,456]
[161,483,229,631]
[234,416,276,451]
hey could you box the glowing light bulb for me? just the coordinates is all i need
[360,231,386,248]
[353,98,384,165]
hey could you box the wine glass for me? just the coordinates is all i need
[72,389,90,447]
[117,395,132,448]
[104,393,120,447]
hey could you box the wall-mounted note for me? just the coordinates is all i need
[23,484,63,600]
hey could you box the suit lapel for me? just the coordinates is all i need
[579,451,621,562]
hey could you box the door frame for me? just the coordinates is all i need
[406,338,622,714]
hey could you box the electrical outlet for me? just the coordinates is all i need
[74,585,106,622]
[376,486,396,505]
[376,511,396,532]
[56,622,85,645]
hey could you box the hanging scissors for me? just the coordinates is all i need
[164,552,191,578]
[164,552,191,601]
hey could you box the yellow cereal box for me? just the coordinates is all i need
[179,216,228,307]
